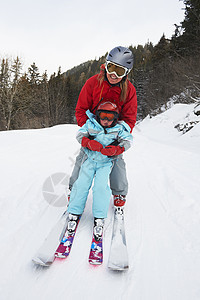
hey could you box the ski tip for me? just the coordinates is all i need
[108,264,129,271]
[89,259,103,265]
[32,257,53,267]
[55,253,68,259]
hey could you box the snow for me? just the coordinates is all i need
[0,103,200,300]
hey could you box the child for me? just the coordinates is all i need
[67,100,133,240]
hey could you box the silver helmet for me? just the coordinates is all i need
[106,46,134,70]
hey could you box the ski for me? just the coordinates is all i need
[107,207,129,271]
[32,210,69,267]
[55,214,81,258]
[89,218,104,265]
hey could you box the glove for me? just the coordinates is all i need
[81,136,103,152]
[101,145,125,156]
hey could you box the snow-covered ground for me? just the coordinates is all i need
[0,103,200,300]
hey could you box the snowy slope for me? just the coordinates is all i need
[0,103,200,300]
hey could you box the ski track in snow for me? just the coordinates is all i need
[0,104,200,300]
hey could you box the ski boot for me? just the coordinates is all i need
[93,218,105,241]
[89,218,104,264]
[67,213,80,233]
[67,187,71,205]
[55,213,81,258]
[113,195,126,216]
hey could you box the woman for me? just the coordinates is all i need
[69,46,137,208]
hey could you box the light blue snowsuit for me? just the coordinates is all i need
[68,110,133,218]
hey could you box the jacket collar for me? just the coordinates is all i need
[86,110,103,129]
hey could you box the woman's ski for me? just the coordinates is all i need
[32,211,69,267]
[107,207,129,270]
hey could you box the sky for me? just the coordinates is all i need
[0,0,185,76]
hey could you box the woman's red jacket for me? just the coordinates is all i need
[75,73,137,132]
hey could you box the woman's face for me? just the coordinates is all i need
[106,72,122,85]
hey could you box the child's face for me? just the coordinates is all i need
[100,119,113,127]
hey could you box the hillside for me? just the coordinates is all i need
[0,103,200,300]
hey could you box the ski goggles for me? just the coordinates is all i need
[105,61,129,78]
[98,111,116,121]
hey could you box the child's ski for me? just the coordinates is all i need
[88,235,103,265]
[107,207,129,271]
[32,210,69,267]
[89,218,104,265]
[55,214,81,258]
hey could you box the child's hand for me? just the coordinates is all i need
[81,137,103,152]
[101,145,125,156]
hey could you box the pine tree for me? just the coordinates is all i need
[28,62,40,85]
[152,34,171,63]
[178,0,200,53]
